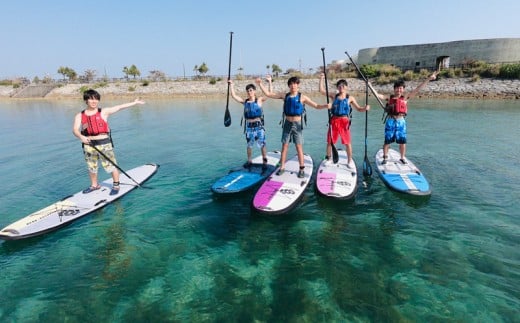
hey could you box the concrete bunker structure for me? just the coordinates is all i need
[357,38,520,71]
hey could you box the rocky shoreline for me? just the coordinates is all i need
[1,77,519,100]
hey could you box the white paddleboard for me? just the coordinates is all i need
[315,149,358,199]
[252,153,313,215]
[375,148,431,196]
[211,151,281,194]
[0,163,159,240]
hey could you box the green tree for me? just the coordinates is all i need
[197,62,209,76]
[271,64,282,77]
[123,65,141,79]
[123,66,130,79]
[57,66,77,81]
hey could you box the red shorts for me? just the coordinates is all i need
[327,116,351,145]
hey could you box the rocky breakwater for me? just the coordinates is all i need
[1,77,519,100]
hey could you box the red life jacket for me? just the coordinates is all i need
[386,96,407,116]
[81,108,109,135]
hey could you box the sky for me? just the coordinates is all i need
[2,0,519,80]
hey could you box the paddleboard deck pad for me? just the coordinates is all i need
[0,163,159,240]
[211,151,281,194]
[315,149,358,199]
[252,153,313,215]
[375,149,431,195]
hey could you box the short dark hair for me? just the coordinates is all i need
[393,80,406,89]
[287,76,300,86]
[245,84,256,91]
[83,89,101,101]
[336,79,348,87]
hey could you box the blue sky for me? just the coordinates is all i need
[2,0,519,79]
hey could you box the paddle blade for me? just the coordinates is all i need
[331,144,339,164]
[224,107,231,127]
[363,156,372,177]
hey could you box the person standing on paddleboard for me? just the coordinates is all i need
[73,89,145,195]
[319,74,370,167]
[256,75,329,178]
[228,80,270,170]
[371,71,438,164]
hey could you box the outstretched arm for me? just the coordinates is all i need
[301,95,329,110]
[407,71,438,100]
[103,98,145,117]
[228,79,244,103]
[255,75,282,99]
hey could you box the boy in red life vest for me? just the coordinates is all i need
[256,75,329,178]
[72,89,145,195]
[319,74,370,167]
[372,71,438,164]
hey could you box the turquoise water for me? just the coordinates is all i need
[0,97,519,322]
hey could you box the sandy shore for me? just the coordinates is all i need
[1,77,519,100]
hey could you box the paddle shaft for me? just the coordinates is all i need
[363,82,373,176]
[321,48,339,164]
[224,32,233,127]
[345,51,386,110]
[89,143,142,187]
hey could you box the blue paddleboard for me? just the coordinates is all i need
[375,148,431,196]
[211,151,281,194]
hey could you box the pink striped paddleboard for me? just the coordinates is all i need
[252,153,313,215]
[315,149,357,199]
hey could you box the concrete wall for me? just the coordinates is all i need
[12,84,58,98]
[357,38,520,70]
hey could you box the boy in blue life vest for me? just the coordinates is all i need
[73,89,145,195]
[228,79,270,169]
[372,71,438,164]
[319,74,370,167]
[256,75,329,178]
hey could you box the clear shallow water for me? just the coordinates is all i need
[0,97,519,322]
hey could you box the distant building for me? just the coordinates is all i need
[357,38,520,71]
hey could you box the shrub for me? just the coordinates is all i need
[359,64,379,78]
[499,64,520,79]
[402,70,415,81]
[79,85,89,94]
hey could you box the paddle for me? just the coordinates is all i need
[89,143,143,188]
[224,31,233,127]
[345,50,386,110]
[362,82,373,176]
[321,47,339,164]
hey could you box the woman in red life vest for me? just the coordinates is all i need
[72,89,145,195]
[372,71,438,164]
[319,75,370,167]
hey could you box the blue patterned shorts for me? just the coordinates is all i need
[384,117,407,144]
[245,124,266,148]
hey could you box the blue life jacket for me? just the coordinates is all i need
[331,94,351,117]
[244,98,262,119]
[283,92,304,116]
